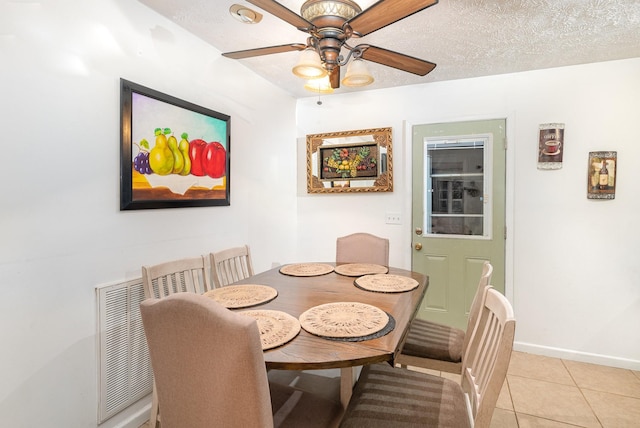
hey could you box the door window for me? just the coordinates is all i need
[424,138,490,237]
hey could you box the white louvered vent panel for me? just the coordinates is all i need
[97,278,152,423]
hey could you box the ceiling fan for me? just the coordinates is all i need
[222,0,438,90]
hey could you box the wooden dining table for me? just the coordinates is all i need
[232,263,428,407]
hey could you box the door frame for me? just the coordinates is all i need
[401,115,516,301]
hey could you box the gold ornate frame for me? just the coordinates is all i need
[306,127,393,193]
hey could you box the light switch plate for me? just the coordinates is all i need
[385,212,402,224]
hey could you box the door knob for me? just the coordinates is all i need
[414,243,422,251]
[415,227,422,235]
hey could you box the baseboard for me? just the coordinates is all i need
[98,398,150,428]
[121,404,150,428]
[514,341,640,371]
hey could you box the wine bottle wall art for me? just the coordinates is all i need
[587,151,617,200]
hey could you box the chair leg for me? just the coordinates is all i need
[149,381,159,427]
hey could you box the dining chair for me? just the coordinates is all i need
[397,261,493,374]
[210,244,254,288]
[335,232,389,396]
[140,293,343,428]
[336,232,389,266]
[141,255,213,299]
[340,286,516,428]
[141,255,213,427]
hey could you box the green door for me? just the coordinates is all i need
[412,119,506,329]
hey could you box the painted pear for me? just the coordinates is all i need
[149,127,173,175]
[178,132,191,175]
[167,134,184,174]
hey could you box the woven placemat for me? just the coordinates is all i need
[279,263,334,277]
[204,284,277,309]
[299,302,389,339]
[239,309,301,350]
[354,274,420,293]
[334,263,389,277]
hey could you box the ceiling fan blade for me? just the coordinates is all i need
[347,0,438,37]
[360,45,436,76]
[329,66,340,89]
[222,43,307,59]
[247,0,313,30]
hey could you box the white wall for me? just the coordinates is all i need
[2,1,639,426]
[0,0,299,426]
[295,58,640,370]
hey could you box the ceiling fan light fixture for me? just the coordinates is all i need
[229,4,263,24]
[222,0,438,94]
[292,48,328,79]
[304,75,334,94]
[342,58,374,87]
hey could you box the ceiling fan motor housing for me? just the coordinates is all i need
[301,0,361,22]
[301,0,362,69]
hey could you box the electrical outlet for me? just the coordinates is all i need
[385,212,402,224]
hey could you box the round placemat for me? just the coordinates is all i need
[334,263,389,277]
[299,302,389,339]
[204,284,277,309]
[354,274,420,293]
[279,263,334,277]
[239,309,301,350]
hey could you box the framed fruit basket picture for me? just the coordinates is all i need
[120,79,230,210]
[306,127,393,193]
[318,142,380,181]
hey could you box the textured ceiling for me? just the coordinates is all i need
[138,0,640,98]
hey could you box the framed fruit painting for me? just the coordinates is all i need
[120,79,230,210]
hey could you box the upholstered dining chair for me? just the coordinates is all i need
[340,287,516,428]
[397,261,493,373]
[141,255,213,427]
[140,293,343,428]
[336,233,389,266]
[210,244,254,288]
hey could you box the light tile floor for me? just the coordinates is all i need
[139,351,640,428]
[467,351,640,428]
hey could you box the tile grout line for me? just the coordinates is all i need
[505,376,521,428]
[514,410,593,428]
[561,358,604,428]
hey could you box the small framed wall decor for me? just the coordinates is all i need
[306,127,393,193]
[538,123,564,170]
[587,151,617,199]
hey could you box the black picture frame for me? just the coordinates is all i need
[318,142,380,181]
[120,78,230,210]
